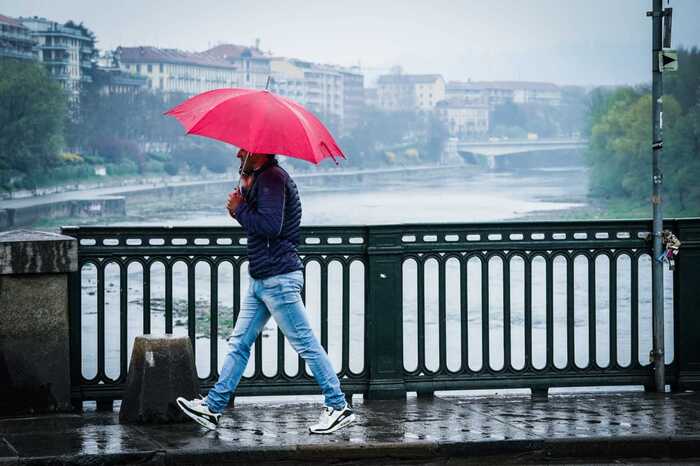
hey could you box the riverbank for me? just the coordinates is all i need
[0,163,470,231]
[2,391,700,465]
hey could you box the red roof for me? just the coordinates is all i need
[0,14,24,28]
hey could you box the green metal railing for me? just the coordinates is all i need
[62,218,700,404]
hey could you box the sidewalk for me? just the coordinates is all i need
[1,391,700,465]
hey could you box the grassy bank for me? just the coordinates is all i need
[520,196,699,222]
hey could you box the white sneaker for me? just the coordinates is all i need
[308,403,355,434]
[176,396,221,430]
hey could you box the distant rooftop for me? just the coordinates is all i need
[0,14,24,28]
[377,74,444,85]
[19,16,95,40]
[447,80,560,91]
[200,43,266,61]
[117,44,273,68]
[117,46,237,68]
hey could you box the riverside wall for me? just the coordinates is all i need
[0,164,466,229]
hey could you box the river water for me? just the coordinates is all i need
[78,165,674,387]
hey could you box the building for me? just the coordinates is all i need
[198,43,271,89]
[0,14,36,61]
[511,82,561,106]
[115,46,240,94]
[447,80,561,108]
[436,99,490,138]
[115,43,271,95]
[269,56,306,100]
[116,44,363,134]
[270,57,362,134]
[339,68,364,132]
[20,17,96,97]
[89,51,148,95]
[376,73,445,112]
[364,87,379,109]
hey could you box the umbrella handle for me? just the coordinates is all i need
[237,152,251,191]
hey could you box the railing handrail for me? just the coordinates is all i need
[62,218,700,404]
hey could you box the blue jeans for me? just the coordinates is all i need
[206,270,346,412]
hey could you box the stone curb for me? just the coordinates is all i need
[5,435,700,465]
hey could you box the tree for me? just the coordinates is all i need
[0,60,67,190]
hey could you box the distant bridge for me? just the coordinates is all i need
[455,138,588,168]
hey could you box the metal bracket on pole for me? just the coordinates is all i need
[663,8,673,48]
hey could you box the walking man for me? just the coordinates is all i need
[177,149,355,434]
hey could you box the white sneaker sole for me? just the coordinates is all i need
[309,413,356,434]
[176,397,219,430]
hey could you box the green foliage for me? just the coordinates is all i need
[0,59,67,191]
[490,88,589,139]
[585,47,700,216]
[336,107,447,168]
[170,138,234,174]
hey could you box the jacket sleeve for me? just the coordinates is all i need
[234,169,286,237]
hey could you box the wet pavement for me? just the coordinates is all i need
[1,391,700,465]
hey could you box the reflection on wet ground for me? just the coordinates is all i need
[1,391,700,464]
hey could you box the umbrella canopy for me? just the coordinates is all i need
[164,88,345,165]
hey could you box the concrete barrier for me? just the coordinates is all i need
[119,335,199,424]
[0,230,77,414]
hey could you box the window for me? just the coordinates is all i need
[147,64,152,73]
[136,64,141,73]
[159,63,163,73]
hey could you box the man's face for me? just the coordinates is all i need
[237,149,267,169]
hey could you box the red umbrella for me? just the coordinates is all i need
[164,87,345,165]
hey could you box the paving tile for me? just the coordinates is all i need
[445,392,700,439]
[5,424,160,459]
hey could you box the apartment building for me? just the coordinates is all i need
[339,68,364,131]
[0,14,35,61]
[270,57,363,134]
[436,98,490,137]
[116,43,271,95]
[447,81,561,107]
[19,16,96,97]
[116,46,238,94]
[376,74,445,111]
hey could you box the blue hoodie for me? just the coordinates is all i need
[234,158,304,279]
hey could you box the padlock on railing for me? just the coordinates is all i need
[656,230,681,271]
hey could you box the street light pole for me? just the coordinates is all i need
[650,0,665,393]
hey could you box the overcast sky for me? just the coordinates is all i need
[2,0,699,86]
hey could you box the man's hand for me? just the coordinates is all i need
[226,188,244,218]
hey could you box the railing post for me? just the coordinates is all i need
[364,226,406,400]
[675,219,700,391]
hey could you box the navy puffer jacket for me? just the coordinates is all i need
[233,158,303,279]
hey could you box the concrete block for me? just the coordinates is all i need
[0,230,77,275]
[119,335,200,424]
[0,274,71,414]
[0,230,77,415]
